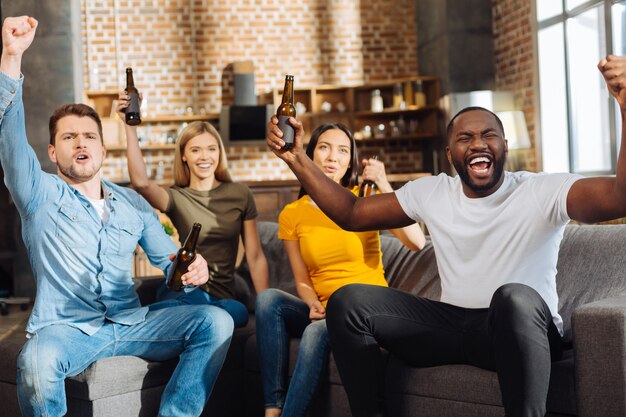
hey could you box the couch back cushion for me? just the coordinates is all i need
[235,222,296,310]
[380,233,441,300]
[555,224,626,342]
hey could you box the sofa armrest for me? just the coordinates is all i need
[572,295,626,417]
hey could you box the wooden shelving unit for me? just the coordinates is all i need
[258,76,443,173]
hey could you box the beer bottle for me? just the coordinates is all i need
[276,75,296,150]
[166,223,202,291]
[124,67,142,126]
[359,156,379,197]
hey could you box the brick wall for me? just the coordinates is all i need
[492,0,538,172]
[82,0,421,183]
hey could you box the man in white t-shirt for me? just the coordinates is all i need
[266,55,626,417]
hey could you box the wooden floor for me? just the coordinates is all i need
[0,302,31,341]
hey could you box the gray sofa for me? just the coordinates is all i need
[1,221,625,416]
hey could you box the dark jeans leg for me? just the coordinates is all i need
[487,283,564,417]
[327,283,564,417]
[326,284,470,417]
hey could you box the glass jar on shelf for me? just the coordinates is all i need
[393,83,405,109]
[371,89,384,112]
[414,80,427,108]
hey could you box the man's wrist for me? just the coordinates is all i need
[0,52,22,80]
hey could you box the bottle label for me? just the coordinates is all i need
[277,115,295,146]
[127,92,141,114]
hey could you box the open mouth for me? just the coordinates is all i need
[197,163,212,169]
[75,153,90,163]
[467,155,492,177]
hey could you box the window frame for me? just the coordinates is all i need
[534,0,623,175]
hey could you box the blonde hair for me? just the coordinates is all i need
[173,121,232,187]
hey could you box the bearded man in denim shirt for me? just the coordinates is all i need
[0,16,235,417]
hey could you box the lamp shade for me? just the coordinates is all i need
[496,111,531,150]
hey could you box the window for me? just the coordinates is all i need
[536,0,625,174]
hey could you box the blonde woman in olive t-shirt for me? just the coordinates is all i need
[255,123,425,417]
[118,98,269,327]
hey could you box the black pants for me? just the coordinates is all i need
[325,283,564,417]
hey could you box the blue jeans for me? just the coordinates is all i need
[255,289,330,417]
[16,304,234,417]
[155,282,249,327]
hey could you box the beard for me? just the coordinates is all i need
[57,160,100,182]
[452,152,506,194]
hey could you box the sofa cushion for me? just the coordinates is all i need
[385,349,576,416]
[66,356,178,401]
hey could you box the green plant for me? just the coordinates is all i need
[162,221,174,236]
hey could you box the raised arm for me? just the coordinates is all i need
[362,157,425,251]
[0,17,51,217]
[567,55,626,223]
[266,116,414,232]
[0,16,36,79]
[242,219,269,294]
[116,93,170,212]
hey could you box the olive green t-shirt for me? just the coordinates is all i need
[164,183,257,299]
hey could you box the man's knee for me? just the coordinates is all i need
[489,283,549,331]
[192,305,234,345]
[491,284,542,313]
[17,335,66,386]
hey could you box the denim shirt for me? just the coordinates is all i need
[0,73,177,335]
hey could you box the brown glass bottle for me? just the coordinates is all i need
[276,75,296,150]
[124,67,141,126]
[359,156,379,197]
[166,223,202,291]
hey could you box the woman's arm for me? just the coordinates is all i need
[283,239,325,320]
[242,219,270,294]
[362,158,426,251]
[116,93,170,212]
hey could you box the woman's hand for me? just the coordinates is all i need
[362,158,392,193]
[309,300,326,321]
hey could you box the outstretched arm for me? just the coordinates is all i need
[266,116,414,232]
[116,94,170,212]
[361,157,425,251]
[567,55,626,223]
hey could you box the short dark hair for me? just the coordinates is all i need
[446,106,504,141]
[298,123,359,199]
[49,104,103,146]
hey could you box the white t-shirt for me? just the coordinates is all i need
[395,171,582,333]
[87,197,109,223]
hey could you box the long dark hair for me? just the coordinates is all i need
[298,123,359,198]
